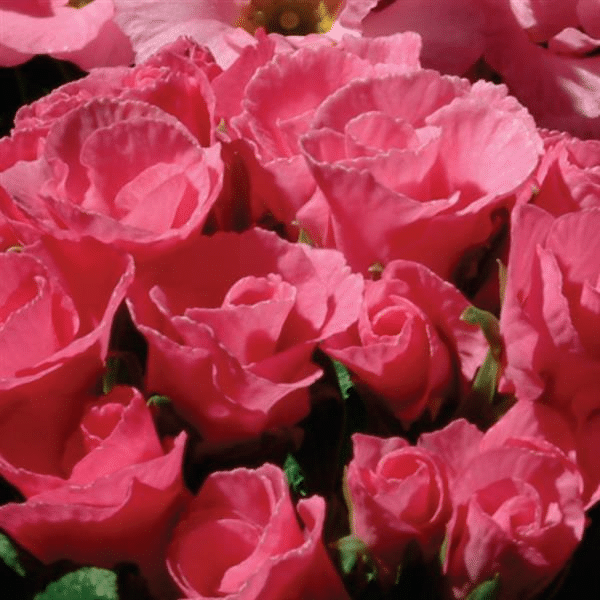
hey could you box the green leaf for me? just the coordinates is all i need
[460,306,501,358]
[336,535,373,576]
[461,306,503,405]
[438,533,449,567]
[101,355,120,394]
[332,359,353,401]
[292,220,315,246]
[34,567,118,600]
[283,453,308,498]
[146,394,171,407]
[466,574,501,600]
[496,259,507,309]
[0,533,25,577]
[472,349,500,404]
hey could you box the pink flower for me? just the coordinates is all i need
[346,433,451,584]
[338,0,485,75]
[479,0,600,138]
[0,0,132,69]
[500,203,600,505]
[322,260,487,424]
[421,401,585,599]
[213,31,421,239]
[0,386,188,599]
[0,39,223,260]
[530,129,600,215]
[167,463,349,600]
[0,235,133,407]
[301,75,542,285]
[113,0,348,68]
[126,227,363,442]
[339,0,600,138]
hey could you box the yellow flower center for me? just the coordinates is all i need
[237,0,335,36]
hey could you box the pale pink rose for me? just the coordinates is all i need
[479,0,600,138]
[0,0,132,69]
[0,39,224,259]
[0,386,188,599]
[346,433,451,585]
[167,464,349,599]
[126,227,363,442]
[420,401,585,600]
[322,260,487,424]
[339,0,485,75]
[500,203,600,505]
[301,76,542,286]
[212,32,421,239]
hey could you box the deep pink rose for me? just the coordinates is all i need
[0,235,133,408]
[301,74,542,282]
[0,386,188,598]
[530,129,600,215]
[0,39,223,259]
[213,32,421,239]
[346,433,451,584]
[167,463,349,600]
[421,401,585,599]
[339,0,485,75]
[322,260,487,423]
[479,0,600,138]
[126,227,363,442]
[500,203,600,504]
[0,0,132,69]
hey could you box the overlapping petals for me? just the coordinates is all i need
[127,227,363,441]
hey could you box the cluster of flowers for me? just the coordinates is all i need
[1,1,600,599]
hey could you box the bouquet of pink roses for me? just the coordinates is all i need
[1,1,600,599]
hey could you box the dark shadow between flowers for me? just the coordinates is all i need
[0,55,86,138]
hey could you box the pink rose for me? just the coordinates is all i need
[479,0,600,138]
[531,129,600,215]
[322,260,487,423]
[339,0,485,75]
[211,32,421,239]
[500,203,600,504]
[421,401,585,599]
[0,235,133,408]
[167,463,349,599]
[346,433,451,584]
[0,386,188,599]
[0,39,223,259]
[0,0,132,69]
[301,74,542,285]
[126,227,363,442]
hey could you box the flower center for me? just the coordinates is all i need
[238,0,335,36]
[67,0,94,7]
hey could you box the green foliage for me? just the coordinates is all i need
[101,355,120,394]
[336,535,377,581]
[466,574,501,600]
[146,394,171,407]
[460,306,502,405]
[33,567,118,600]
[332,359,354,401]
[283,453,308,498]
[0,533,25,577]
[496,259,507,308]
